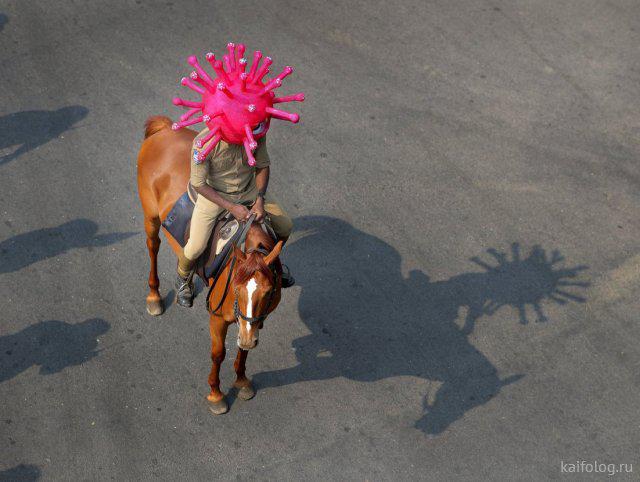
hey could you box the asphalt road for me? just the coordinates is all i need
[1,0,639,480]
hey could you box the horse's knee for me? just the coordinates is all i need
[211,348,226,365]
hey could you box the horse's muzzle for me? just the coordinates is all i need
[237,337,259,350]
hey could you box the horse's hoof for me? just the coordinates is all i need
[236,384,256,401]
[146,299,164,316]
[207,397,228,415]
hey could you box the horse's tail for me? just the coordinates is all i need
[144,115,173,139]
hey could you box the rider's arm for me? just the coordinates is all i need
[195,184,239,212]
[255,166,269,197]
[251,138,270,219]
[254,137,270,197]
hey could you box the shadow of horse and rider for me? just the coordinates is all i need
[0,219,136,274]
[0,318,110,384]
[0,106,88,166]
[254,215,589,436]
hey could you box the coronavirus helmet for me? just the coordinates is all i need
[171,42,305,165]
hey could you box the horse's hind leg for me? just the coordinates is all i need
[144,216,164,316]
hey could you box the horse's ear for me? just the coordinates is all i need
[264,241,283,266]
[233,244,246,262]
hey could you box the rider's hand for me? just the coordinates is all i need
[251,197,266,222]
[230,204,250,221]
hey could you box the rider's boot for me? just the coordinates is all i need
[281,264,295,288]
[175,270,194,307]
[176,253,195,307]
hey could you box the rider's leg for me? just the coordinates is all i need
[176,196,223,307]
[263,195,295,288]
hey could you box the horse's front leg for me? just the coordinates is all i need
[207,315,229,415]
[233,348,256,400]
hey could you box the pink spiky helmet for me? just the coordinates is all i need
[171,42,305,165]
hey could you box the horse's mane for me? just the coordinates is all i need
[234,252,274,285]
[233,224,276,285]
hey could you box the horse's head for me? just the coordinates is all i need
[232,241,283,350]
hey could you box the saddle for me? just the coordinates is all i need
[162,183,276,283]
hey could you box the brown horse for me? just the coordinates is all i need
[136,115,284,414]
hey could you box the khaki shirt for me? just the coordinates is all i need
[190,127,270,194]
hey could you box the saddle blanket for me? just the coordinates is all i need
[161,188,275,282]
[162,191,193,248]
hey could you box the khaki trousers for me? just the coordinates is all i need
[182,187,293,263]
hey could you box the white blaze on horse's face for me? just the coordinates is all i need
[246,278,257,318]
[237,278,259,349]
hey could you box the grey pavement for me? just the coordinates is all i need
[1,0,639,480]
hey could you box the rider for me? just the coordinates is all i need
[175,126,295,307]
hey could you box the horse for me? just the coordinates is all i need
[136,115,284,414]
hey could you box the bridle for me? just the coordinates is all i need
[205,214,279,326]
[232,247,278,326]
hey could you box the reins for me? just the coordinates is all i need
[206,213,256,315]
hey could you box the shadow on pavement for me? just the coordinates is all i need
[254,216,590,436]
[0,106,88,166]
[0,14,8,33]
[0,464,40,481]
[0,318,110,384]
[0,219,137,274]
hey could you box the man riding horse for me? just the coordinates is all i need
[137,42,304,413]
[169,42,304,306]
[175,127,295,307]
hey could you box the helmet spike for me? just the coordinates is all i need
[216,82,234,99]
[190,71,215,92]
[252,56,272,84]
[260,78,282,96]
[181,77,205,95]
[243,138,257,166]
[173,97,204,108]
[226,43,236,72]
[180,107,202,122]
[205,52,217,69]
[236,44,246,70]
[195,125,221,148]
[212,60,231,85]
[247,50,262,82]
[265,106,299,123]
[187,55,216,86]
[256,68,270,83]
[197,132,222,161]
[238,57,248,74]
[275,66,294,84]
[244,124,258,150]
[272,92,305,104]
[172,114,206,130]
[223,55,233,76]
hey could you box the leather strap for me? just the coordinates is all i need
[205,213,256,314]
